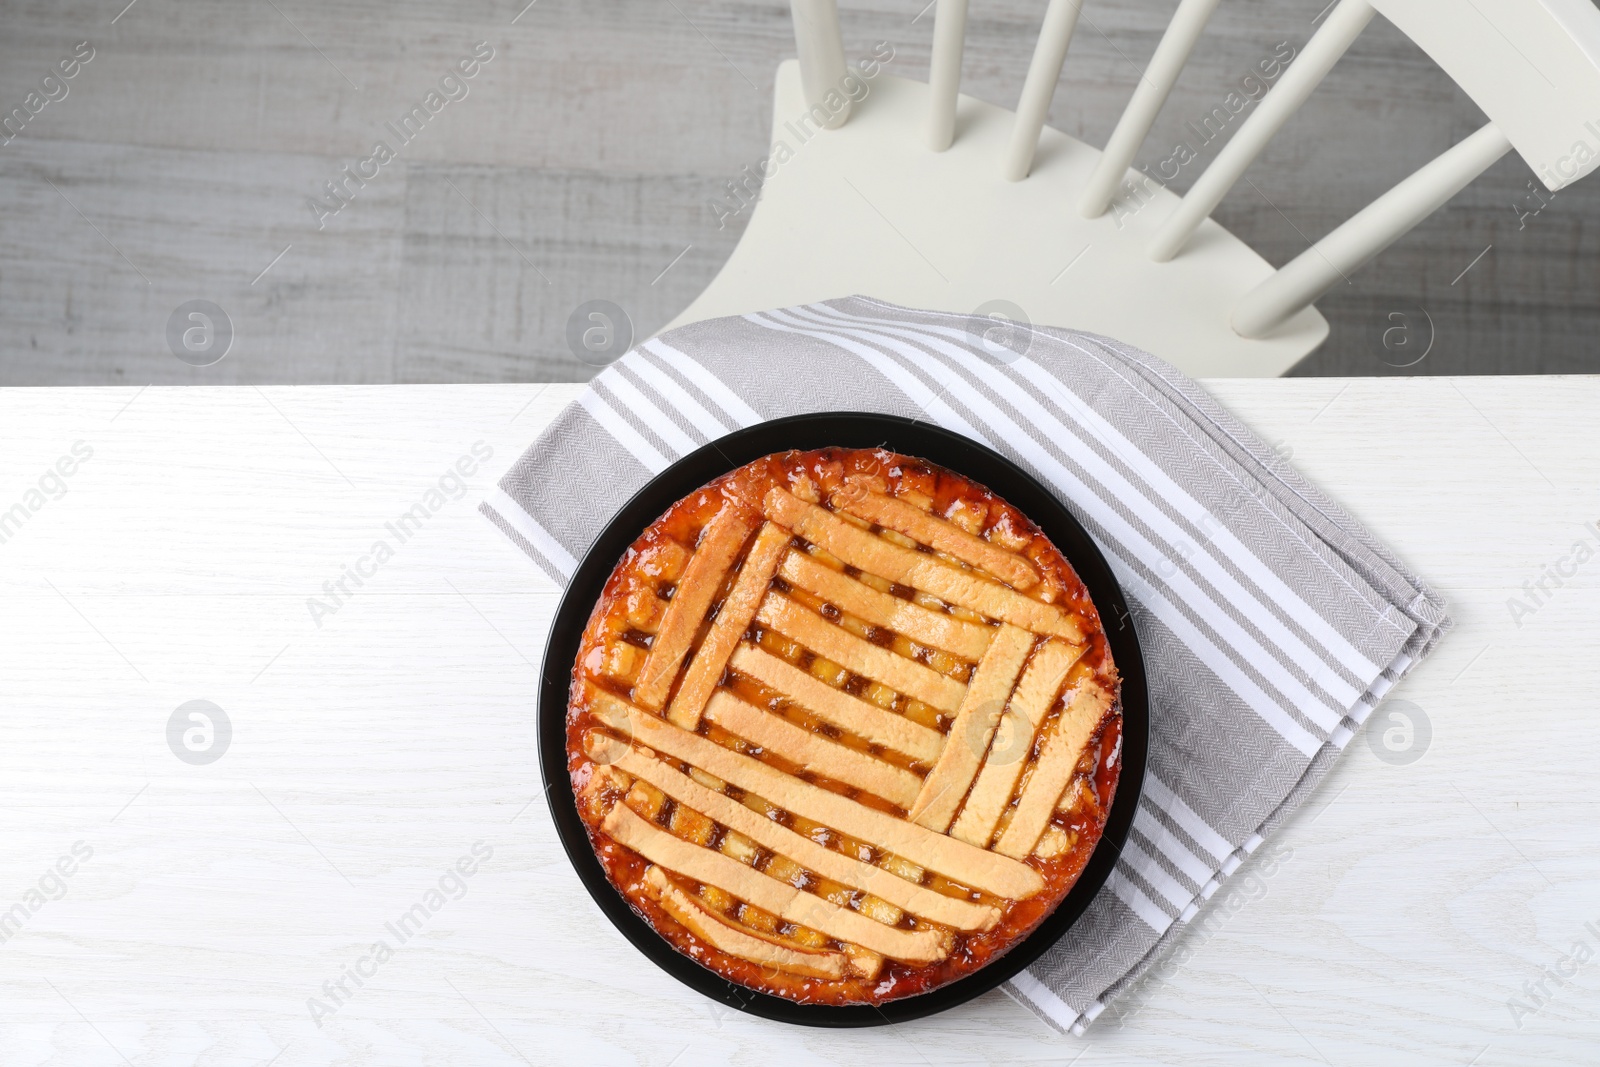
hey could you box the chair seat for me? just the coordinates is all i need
[666,60,1328,378]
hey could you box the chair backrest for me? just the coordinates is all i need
[787,0,1600,339]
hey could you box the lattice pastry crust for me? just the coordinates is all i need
[569,447,1121,1005]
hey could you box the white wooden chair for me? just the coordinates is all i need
[665,0,1600,377]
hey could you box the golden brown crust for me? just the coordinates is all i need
[604,802,950,963]
[728,645,946,763]
[666,521,790,728]
[642,866,851,980]
[764,487,1082,639]
[906,624,1036,831]
[995,681,1116,859]
[756,593,969,712]
[779,549,996,660]
[590,686,1046,899]
[595,738,1001,932]
[703,690,924,808]
[569,447,1119,1006]
[633,505,754,709]
[950,639,1085,847]
[832,485,1041,590]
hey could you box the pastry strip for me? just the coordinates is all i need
[756,593,967,712]
[592,737,1000,931]
[634,505,754,709]
[906,625,1036,832]
[588,685,1044,899]
[764,489,1080,640]
[832,487,1039,590]
[844,945,883,980]
[779,550,995,660]
[994,682,1116,859]
[642,865,850,980]
[667,521,790,728]
[703,691,924,809]
[729,645,944,764]
[949,639,1085,847]
[603,802,950,963]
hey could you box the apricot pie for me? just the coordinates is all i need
[569,447,1121,1004]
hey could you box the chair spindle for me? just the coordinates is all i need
[1232,122,1512,337]
[1149,0,1375,261]
[1002,0,1088,181]
[928,0,971,150]
[1079,0,1222,217]
[791,0,852,130]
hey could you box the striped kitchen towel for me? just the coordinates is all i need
[479,296,1450,1035]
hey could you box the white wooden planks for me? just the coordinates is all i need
[0,378,1596,1063]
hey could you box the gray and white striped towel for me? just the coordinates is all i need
[480,296,1450,1035]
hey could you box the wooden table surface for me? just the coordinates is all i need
[0,378,1595,1066]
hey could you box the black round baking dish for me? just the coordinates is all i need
[538,411,1148,1026]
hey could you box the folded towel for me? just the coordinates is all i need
[480,296,1450,1034]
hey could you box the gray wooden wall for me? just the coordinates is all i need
[1,0,1595,386]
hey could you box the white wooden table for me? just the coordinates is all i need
[1,379,1595,1066]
